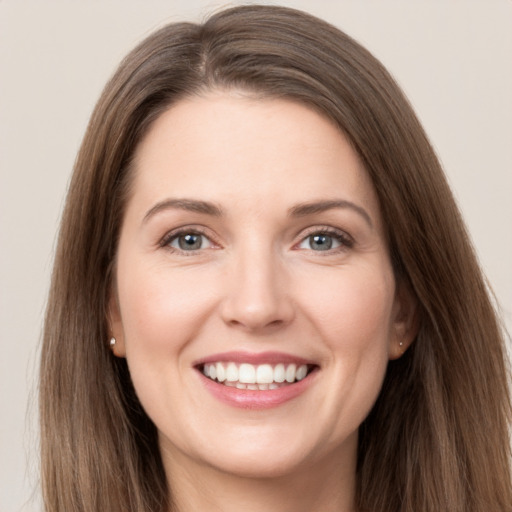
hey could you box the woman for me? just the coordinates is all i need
[40,5,512,511]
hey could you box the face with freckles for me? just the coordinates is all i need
[109,92,416,482]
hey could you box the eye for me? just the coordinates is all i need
[164,230,214,252]
[297,230,353,252]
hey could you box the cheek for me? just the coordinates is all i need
[302,264,395,421]
[305,263,396,351]
[115,260,220,426]
[116,259,217,360]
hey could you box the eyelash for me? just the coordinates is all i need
[159,225,354,255]
[159,226,217,256]
[296,226,354,253]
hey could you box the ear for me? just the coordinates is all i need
[388,280,419,360]
[108,291,126,358]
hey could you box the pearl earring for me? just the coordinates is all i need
[110,337,116,347]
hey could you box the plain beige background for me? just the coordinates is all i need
[1,1,511,510]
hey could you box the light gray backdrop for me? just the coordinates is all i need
[1,1,511,510]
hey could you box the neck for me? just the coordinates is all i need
[162,444,357,512]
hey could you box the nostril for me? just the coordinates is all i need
[223,310,291,332]
[219,277,295,331]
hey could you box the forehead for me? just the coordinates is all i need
[128,92,381,223]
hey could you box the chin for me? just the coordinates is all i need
[186,423,350,481]
[203,448,315,480]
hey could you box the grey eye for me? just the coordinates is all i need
[170,233,211,251]
[299,233,342,251]
[308,234,334,251]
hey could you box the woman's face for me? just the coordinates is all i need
[110,93,414,480]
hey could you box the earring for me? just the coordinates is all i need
[399,341,404,347]
[110,337,116,347]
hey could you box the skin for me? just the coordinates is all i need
[110,92,416,512]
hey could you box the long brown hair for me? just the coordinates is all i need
[40,5,511,511]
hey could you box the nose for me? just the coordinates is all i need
[220,244,295,333]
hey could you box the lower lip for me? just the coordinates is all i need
[198,370,317,410]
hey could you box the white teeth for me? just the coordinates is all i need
[285,364,296,383]
[216,362,226,382]
[239,363,256,384]
[226,363,238,382]
[256,364,274,384]
[296,365,308,381]
[274,363,285,383]
[202,362,312,387]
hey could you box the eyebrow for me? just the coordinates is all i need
[143,198,223,223]
[143,197,373,228]
[288,200,373,228]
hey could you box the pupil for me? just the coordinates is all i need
[311,234,332,250]
[179,234,201,250]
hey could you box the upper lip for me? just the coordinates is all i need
[193,351,316,367]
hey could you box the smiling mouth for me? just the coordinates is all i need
[199,362,316,390]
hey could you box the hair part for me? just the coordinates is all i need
[40,5,511,511]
